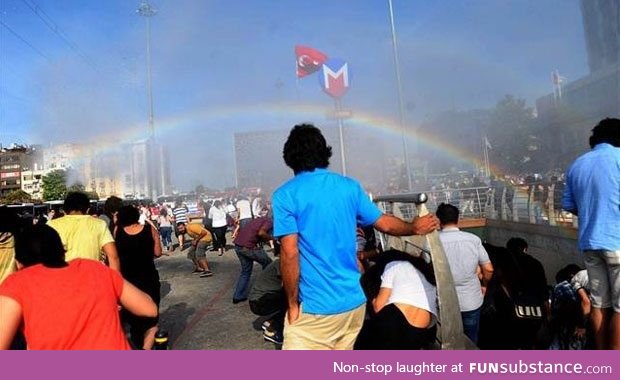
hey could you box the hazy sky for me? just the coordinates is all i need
[0,0,588,190]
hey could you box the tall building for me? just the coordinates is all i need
[118,138,171,199]
[21,168,45,200]
[535,1,620,169]
[0,145,43,198]
[43,143,82,172]
[581,0,620,73]
[39,139,170,200]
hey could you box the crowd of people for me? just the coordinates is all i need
[0,118,618,350]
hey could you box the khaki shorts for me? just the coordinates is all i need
[584,250,620,312]
[187,241,209,261]
[282,303,365,350]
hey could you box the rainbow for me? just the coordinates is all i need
[76,102,503,177]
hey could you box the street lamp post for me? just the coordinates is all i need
[138,1,157,139]
[138,1,159,199]
[387,0,412,191]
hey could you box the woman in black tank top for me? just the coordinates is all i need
[116,205,163,349]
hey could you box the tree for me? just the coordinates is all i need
[2,189,32,204]
[85,191,100,200]
[42,170,67,201]
[67,182,85,193]
[484,95,537,173]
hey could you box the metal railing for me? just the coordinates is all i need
[486,182,576,227]
[376,182,577,227]
[372,193,476,350]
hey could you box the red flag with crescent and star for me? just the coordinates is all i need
[295,45,328,78]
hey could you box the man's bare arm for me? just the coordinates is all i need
[280,234,300,324]
[373,214,439,236]
[103,242,121,271]
[480,262,494,286]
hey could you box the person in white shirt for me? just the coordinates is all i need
[209,200,228,256]
[236,197,252,229]
[436,203,493,345]
[251,197,262,218]
[356,250,438,350]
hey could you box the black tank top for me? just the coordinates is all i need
[116,224,158,289]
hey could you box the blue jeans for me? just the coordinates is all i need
[159,226,172,248]
[461,307,481,344]
[233,245,273,301]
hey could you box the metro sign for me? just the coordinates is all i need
[319,58,350,98]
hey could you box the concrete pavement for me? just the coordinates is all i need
[155,238,278,350]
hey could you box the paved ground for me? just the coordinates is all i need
[155,234,278,350]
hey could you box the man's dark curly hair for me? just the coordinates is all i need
[283,124,332,174]
[589,118,620,148]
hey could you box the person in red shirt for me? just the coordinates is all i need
[0,225,157,350]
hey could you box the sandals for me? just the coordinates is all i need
[199,271,214,278]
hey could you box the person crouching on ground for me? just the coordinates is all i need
[176,222,214,277]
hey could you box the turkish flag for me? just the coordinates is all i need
[295,45,328,78]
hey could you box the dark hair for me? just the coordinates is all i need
[176,222,186,227]
[116,205,140,227]
[506,237,528,254]
[14,225,67,268]
[104,196,123,216]
[0,206,19,233]
[64,192,90,213]
[283,124,332,174]
[589,118,620,148]
[360,249,436,306]
[436,203,459,225]
[555,264,582,284]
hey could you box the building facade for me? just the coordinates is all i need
[0,145,43,198]
[535,1,619,169]
[581,0,620,73]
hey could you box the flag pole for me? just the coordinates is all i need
[335,98,347,176]
[483,135,490,178]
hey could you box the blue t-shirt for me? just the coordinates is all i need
[272,168,382,314]
[563,143,620,251]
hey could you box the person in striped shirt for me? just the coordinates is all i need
[172,201,189,249]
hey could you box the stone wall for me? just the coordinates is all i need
[485,219,581,283]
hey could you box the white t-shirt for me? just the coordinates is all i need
[236,199,252,220]
[571,270,590,292]
[381,261,438,318]
[209,206,228,228]
[251,198,262,217]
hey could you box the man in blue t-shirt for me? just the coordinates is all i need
[563,118,620,350]
[273,124,439,350]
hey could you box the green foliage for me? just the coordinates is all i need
[67,182,86,193]
[2,189,32,204]
[484,95,537,173]
[42,170,67,201]
[85,191,100,200]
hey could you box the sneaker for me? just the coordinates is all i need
[261,320,272,332]
[199,271,214,278]
[263,329,283,345]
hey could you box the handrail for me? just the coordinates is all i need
[374,182,578,228]
[374,193,476,350]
